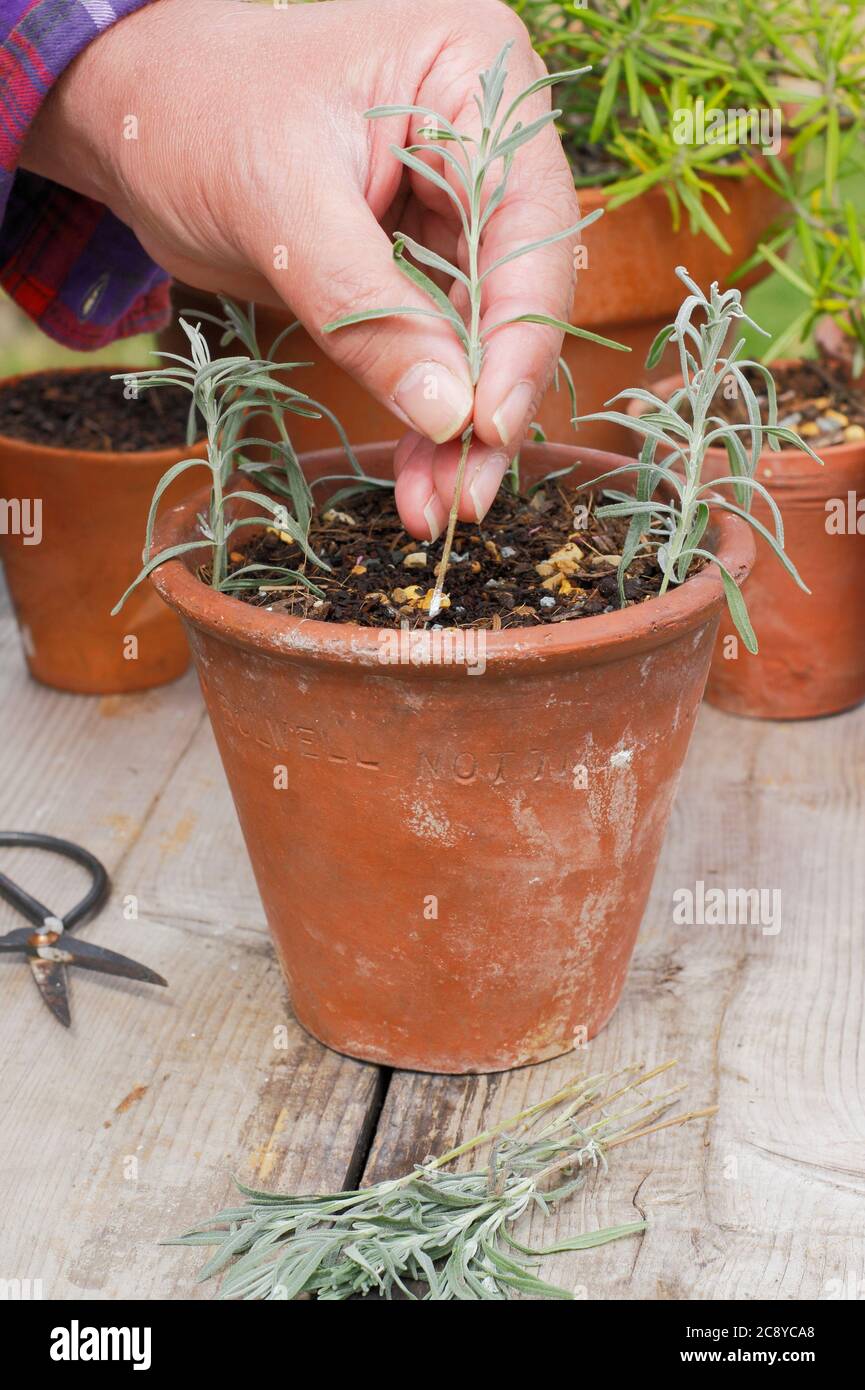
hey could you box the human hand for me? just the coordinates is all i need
[22,0,580,537]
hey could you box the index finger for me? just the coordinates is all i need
[414,32,589,451]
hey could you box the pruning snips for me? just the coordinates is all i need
[0,831,167,1027]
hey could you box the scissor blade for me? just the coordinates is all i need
[0,926,35,951]
[60,936,167,987]
[29,957,71,1027]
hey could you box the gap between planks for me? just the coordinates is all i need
[361,703,865,1300]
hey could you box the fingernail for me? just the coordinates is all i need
[423,496,444,542]
[393,361,473,444]
[468,452,509,522]
[492,380,535,445]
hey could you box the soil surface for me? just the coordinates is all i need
[711,358,865,451]
[0,369,197,451]
[228,480,680,631]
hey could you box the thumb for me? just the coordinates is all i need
[268,191,473,446]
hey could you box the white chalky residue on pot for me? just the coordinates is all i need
[669,692,686,731]
[609,745,634,768]
[573,884,622,944]
[273,624,317,652]
[508,791,559,859]
[268,624,379,665]
[586,745,639,868]
[405,795,457,846]
[396,685,434,713]
[348,637,389,665]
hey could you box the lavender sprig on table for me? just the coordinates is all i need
[170,1061,714,1301]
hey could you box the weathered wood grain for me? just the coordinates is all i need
[0,585,381,1299]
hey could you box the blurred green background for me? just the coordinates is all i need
[0,296,154,376]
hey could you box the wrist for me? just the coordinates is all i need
[19,1,211,210]
[21,9,142,203]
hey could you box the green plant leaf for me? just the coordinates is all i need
[111,539,211,616]
[645,323,675,370]
[692,547,757,654]
[171,1063,704,1300]
[507,1219,647,1256]
[322,306,458,333]
[392,231,470,292]
[391,241,470,350]
[479,210,603,282]
[485,314,630,351]
[141,456,210,561]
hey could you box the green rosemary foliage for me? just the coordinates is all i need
[111,302,361,613]
[511,1,865,254]
[577,267,822,654]
[755,197,865,376]
[171,1062,713,1301]
[732,26,865,376]
[763,0,865,203]
[324,40,627,617]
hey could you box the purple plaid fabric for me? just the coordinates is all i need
[0,0,170,348]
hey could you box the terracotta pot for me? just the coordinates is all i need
[571,174,782,328]
[151,442,754,1073]
[0,367,205,695]
[163,164,782,456]
[631,372,865,721]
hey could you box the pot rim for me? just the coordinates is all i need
[0,365,205,466]
[150,442,755,675]
[637,367,865,482]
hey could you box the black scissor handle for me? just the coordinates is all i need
[0,832,109,931]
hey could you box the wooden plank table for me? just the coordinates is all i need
[1,576,863,1301]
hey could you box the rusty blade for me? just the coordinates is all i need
[28,957,71,1027]
[59,936,167,986]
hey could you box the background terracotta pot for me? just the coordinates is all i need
[572,175,782,328]
[163,165,782,457]
[0,367,205,696]
[151,442,754,1073]
[632,372,865,721]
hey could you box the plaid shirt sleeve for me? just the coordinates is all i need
[0,0,171,349]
